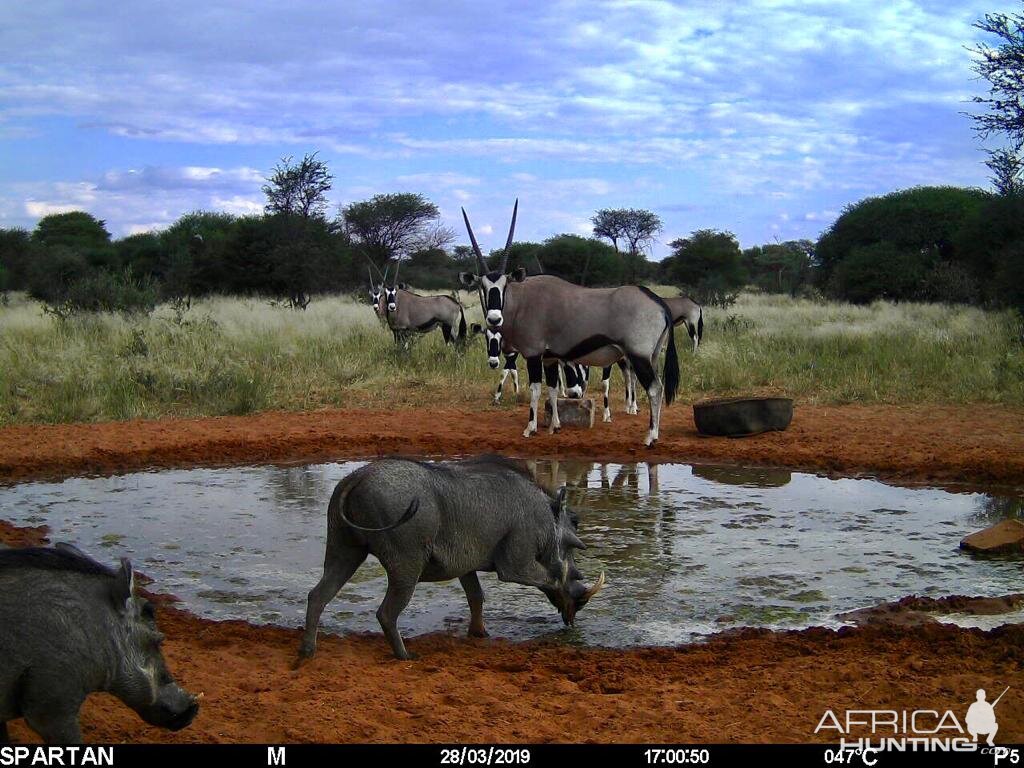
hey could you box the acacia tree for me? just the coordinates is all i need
[262,153,333,219]
[591,208,662,283]
[340,193,453,273]
[969,8,1024,148]
[664,229,747,307]
[985,147,1024,195]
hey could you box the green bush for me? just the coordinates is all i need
[44,268,159,319]
[829,243,930,304]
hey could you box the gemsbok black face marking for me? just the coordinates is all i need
[461,201,681,447]
[472,322,521,404]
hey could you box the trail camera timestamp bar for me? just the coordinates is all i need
[1,744,1007,767]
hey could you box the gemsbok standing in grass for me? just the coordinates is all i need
[664,294,704,354]
[460,201,679,447]
[367,264,388,326]
[383,260,468,346]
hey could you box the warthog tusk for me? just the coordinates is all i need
[582,571,606,601]
[560,560,570,585]
[194,692,205,701]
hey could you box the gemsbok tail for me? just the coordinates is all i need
[638,286,680,406]
[663,319,679,405]
[458,305,467,342]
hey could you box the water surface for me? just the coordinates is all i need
[0,460,1020,647]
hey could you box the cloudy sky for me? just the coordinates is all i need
[0,0,1013,256]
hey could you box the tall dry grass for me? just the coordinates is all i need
[0,290,1020,426]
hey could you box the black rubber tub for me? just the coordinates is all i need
[693,396,794,437]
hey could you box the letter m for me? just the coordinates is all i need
[268,747,286,766]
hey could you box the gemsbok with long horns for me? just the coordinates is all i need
[367,264,389,326]
[382,259,468,346]
[460,201,679,447]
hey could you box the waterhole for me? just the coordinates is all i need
[1,460,1020,647]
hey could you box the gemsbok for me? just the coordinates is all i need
[460,201,679,447]
[471,323,590,405]
[383,260,467,346]
[598,293,703,420]
[367,264,388,325]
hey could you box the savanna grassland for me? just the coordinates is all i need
[0,289,1021,427]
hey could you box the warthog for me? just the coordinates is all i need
[0,544,199,743]
[297,455,605,662]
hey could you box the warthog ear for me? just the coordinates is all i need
[563,529,587,550]
[112,557,135,610]
[511,266,527,282]
[54,541,88,559]
[459,272,479,288]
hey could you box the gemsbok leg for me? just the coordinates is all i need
[545,361,562,434]
[524,357,544,437]
[494,353,519,404]
[628,352,665,447]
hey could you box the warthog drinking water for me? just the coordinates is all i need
[0,544,199,743]
[297,455,605,662]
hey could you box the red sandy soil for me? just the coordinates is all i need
[3,587,1024,744]
[2,404,1024,743]
[0,403,1022,488]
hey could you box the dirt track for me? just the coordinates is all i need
[2,403,1024,743]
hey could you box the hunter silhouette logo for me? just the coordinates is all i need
[815,684,1012,752]
[966,687,1008,747]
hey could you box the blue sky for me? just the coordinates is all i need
[0,0,1014,258]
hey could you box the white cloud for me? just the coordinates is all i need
[24,201,84,217]
[0,0,1000,246]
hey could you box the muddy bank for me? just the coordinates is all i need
[0,519,49,547]
[4,592,1024,744]
[1,403,1023,487]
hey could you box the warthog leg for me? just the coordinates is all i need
[377,581,418,660]
[22,700,82,744]
[459,572,488,637]
[0,721,9,743]
[298,544,368,663]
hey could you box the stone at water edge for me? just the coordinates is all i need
[541,398,595,429]
[960,519,1024,554]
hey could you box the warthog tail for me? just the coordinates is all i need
[339,497,420,532]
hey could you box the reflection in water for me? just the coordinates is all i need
[973,495,1024,524]
[0,460,1021,648]
[691,464,792,488]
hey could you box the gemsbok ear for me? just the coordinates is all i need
[511,266,527,282]
[459,272,479,288]
[398,282,408,290]
[471,323,483,334]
